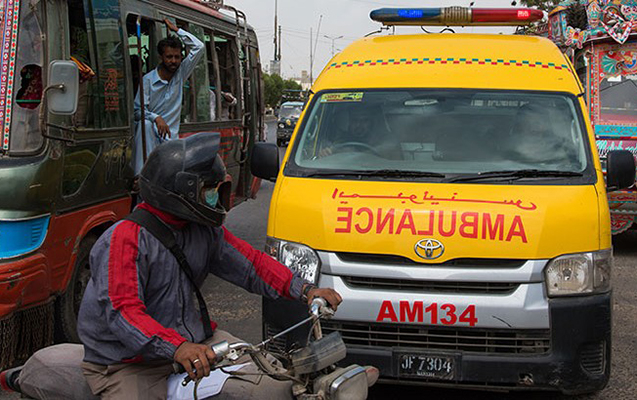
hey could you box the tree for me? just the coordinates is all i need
[263,73,303,107]
[519,0,561,12]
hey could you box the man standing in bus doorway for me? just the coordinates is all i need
[132,18,204,175]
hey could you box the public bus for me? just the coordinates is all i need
[548,0,637,234]
[0,0,264,369]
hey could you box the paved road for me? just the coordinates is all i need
[3,122,636,399]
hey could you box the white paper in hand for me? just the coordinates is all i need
[167,363,249,400]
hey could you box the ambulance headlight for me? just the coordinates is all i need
[544,249,612,297]
[265,237,320,284]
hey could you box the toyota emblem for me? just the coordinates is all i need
[414,239,445,260]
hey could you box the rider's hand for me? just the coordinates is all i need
[306,287,343,311]
[164,18,179,32]
[174,342,216,381]
[155,116,171,139]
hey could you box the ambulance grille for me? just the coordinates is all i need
[322,321,550,354]
[335,253,526,268]
[343,276,519,294]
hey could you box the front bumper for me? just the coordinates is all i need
[264,293,611,394]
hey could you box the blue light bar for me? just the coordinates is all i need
[371,8,442,25]
[397,9,425,19]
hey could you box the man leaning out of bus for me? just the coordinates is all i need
[132,18,204,175]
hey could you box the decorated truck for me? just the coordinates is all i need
[549,0,637,233]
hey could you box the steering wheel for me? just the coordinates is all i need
[332,142,382,157]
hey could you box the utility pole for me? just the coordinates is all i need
[278,25,282,61]
[309,15,322,86]
[273,0,278,61]
[324,35,343,57]
[309,28,313,85]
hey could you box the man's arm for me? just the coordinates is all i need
[208,227,342,309]
[133,76,159,123]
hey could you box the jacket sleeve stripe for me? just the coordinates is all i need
[222,227,294,298]
[108,220,186,347]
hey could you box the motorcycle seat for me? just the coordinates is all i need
[19,343,99,400]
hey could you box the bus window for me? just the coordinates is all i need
[82,0,128,129]
[9,0,43,154]
[188,23,211,123]
[214,34,239,120]
[205,30,221,120]
[126,15,156,98]
[67,0,96,128]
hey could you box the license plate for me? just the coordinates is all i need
[398,353,457,380]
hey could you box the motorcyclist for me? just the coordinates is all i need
[23,132,342,400]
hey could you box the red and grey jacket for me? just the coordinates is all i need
[78,203,305,365]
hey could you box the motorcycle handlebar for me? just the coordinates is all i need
[178,297,333,386]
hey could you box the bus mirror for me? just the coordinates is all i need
[607,150,635,191]
[251,142,279,181]
[46,60,79,115]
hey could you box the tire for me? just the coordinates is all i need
[54,234,97,343]
[277,139,282,147]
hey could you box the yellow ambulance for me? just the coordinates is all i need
[250,6,635,394]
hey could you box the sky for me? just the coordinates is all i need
[229,0,525,79]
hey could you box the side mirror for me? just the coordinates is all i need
[251,142,279,181]
[47,60,79,115]
[607,150,636,191]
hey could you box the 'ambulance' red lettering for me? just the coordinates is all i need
[335,208,530,243]
[396,209,417,235]
[335,207,352,233]
[438,211,457,237]
[460,212,479,239]
[506,215,528,243]
[376,208,395,234]
[355,207,373,234]
[482,214,505,241]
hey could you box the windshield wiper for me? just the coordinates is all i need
[304,169,445,178]
[446,169,584,183]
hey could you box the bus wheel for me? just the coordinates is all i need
[54,234,97,343]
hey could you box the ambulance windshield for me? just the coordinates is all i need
[289,90,590,180]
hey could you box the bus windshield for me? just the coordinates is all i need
[289,90,589,179]
[6,0,44,154]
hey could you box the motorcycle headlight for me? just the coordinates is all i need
[329,366,369,400]
[544,249,612,297]
[278,123,285,129]
[265,237,320,284]
[312,365,375,400]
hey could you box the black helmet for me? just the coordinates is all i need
[139,132,231,226]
